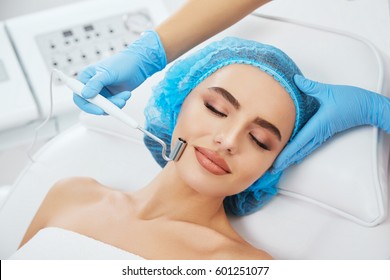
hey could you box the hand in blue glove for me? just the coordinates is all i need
[272,75,390,173]
[73,30,167,115]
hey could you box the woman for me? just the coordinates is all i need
[20,37,318,259]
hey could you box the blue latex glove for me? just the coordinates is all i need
[73,30,167,115]
[272,75,390,173]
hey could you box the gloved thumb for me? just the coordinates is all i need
[294,75,325,99]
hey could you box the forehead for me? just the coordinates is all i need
[204,64,285,93]
[198,64,293,106]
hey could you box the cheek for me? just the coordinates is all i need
[172,112,199,144]
[225,152,276,195]
[236,157,270,188]
[172,99,212,142]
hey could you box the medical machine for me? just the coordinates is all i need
[0,22,38,134]
[4,0,169,132]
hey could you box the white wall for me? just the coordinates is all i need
[0,0,185,20]
[0,0,90,20]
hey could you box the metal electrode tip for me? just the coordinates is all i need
[169,138,187,161]
[138,127,186,162]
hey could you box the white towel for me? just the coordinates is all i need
[10,227,144,260]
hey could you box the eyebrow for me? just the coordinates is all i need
[254,117,281,141]
[208,87,240,110]
[208,86,282,141]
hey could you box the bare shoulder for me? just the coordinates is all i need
[215,239,273,260]
[235,244,273,260]
[188,223,273,260]
[19,177,110,248]
[48,177,109,205]
[49,177,131,213]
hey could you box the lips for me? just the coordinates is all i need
[194,146,231,175]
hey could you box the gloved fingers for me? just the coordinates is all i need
[108,98,125,109]
[77,66,96,84]
[81,71,113,99]
[270,138,316,174]
[99,87,131,101]
[271,138,318,173]
[294,75,327,102]
[73,94,105,115]
[107,93,130,109]
[271,116,322,173]
[271,141,305,173]
[113,90,132,102]
[99,87,115,99]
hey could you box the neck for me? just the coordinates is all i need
[131,162,228,227]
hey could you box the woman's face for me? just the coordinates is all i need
[171,64,296,197]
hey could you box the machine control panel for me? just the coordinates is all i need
[35,10,153,80]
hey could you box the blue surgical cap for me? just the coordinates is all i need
[144,37,319,216]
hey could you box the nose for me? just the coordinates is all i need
[214,125,241,154]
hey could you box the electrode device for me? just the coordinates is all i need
[54,69,187,162]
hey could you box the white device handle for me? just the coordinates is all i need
[54,69,139,129]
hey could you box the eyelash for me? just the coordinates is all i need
[204,102,227,117]
[250,134,270,151]
[204,102,270,151]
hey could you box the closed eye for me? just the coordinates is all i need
[204,102,227,117]
[250,134,270,151]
